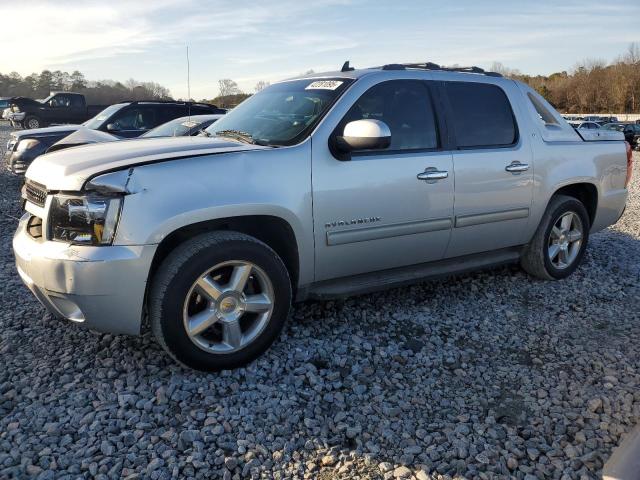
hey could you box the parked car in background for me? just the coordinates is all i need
[0,97,14,110]
[47,114,225,153]
[582,115,619,124]
[13,63,630,371]
[5,102,226,174]
[6,92,107,129]
[601,123,640,147]
[1,97,15,120]
[575,121,600,130]
[599,116,619,123]
[141,114,223,138]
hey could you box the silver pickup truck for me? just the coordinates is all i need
[13,63,632,371]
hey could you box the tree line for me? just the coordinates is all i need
[0,70,172,104]
[493,43,640,113]
[4,45,639,113]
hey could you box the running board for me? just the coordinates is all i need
[301,247,522,301]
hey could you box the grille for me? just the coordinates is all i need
[23,180,47,207]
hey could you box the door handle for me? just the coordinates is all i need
[417,168,448,182]
[505,162,529,173]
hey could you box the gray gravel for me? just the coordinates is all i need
[0,120,639,479]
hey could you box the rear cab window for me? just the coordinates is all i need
[443,81,518,148]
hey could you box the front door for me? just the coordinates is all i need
[105,106,157,138]
[311,79,454,281]
[439,79,534,258]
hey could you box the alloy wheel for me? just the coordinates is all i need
[182,261,274,354]
[547,211,583,269]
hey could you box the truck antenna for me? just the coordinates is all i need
[186,45,191,121]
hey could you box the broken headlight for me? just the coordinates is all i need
[49,193,122,245]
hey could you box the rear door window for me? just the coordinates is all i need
[444,82,517,148]
[158,105,187,124]
[70,95,84,107]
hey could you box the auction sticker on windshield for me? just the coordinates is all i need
[305,80,343,90]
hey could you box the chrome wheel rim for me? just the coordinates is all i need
[27,119,39,129]
[182,261,274,354]
[547,211,583,269]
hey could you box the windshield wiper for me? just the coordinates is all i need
[213,129,274,147]
[214,129,256,144]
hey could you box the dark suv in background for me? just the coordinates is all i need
[601,122,640,148]
[4,101,226,174]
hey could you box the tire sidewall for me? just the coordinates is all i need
[541,199,590,279]
[155,237,291,371]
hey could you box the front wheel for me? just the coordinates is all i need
[521,195,590,280]
[149,231,292,371]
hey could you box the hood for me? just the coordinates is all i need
[26,136,268,191]
[47,127,119,153]
[12,124,82,140]
[12,97,43,107]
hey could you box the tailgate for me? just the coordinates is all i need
[577,129,625,142]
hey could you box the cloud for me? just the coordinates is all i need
[1,0,637,99]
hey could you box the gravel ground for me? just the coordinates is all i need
[0,120,639,480]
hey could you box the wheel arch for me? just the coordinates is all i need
[550,182,598,227]
[145,215,301,308]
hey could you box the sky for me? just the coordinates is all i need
[1,0,638,100]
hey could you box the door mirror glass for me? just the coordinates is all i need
[338,119,391,151]
[106,123,120,132]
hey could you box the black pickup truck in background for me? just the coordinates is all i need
[6,92,106,129]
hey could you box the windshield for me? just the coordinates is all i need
[143,117,204,138]
[204,78,353,146]
[84,103,127,130]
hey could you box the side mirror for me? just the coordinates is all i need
[106,123,120,132]
[337,119,391,152]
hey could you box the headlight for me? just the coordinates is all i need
[16,139,40,152]
[49,193,123,245]
[12,106,19,113]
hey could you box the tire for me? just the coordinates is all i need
[24,116,43,130]
[149,231,292,371]
[521,194,590,280]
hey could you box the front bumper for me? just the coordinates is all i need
[4,145,43,175]
[13,213,157,335]
[7,112,25,122]
[4,149,30,175]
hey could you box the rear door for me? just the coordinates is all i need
[68,94,86,123]
[440,79,534,258]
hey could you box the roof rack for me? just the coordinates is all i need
[380,62,502,77]
[118,100,220,108]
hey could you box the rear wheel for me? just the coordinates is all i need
[521,195,590,280]
[149,231,292,371]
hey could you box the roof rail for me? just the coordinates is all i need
[380,62,502,77]
[118,100,220,108]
